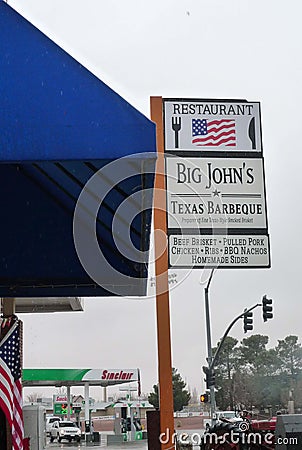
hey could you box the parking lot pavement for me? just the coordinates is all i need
[46,444,147,449]
[46,432,205,449]
[45,429,204,449]
[46,439,148,449]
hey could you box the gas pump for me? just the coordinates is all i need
[131,409,143,440]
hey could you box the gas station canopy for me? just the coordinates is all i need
[0,297,84,313]
[0,3,157,298]
[23,368,140,387]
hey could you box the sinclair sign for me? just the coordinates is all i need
[82,368,139,383]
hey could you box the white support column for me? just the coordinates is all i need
[84,382,90,433]
[103,386,107,402]
[67,386,71,420]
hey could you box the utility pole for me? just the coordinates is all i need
[203,280,265,425]
[203,270,216,424]
[288,389,295,414]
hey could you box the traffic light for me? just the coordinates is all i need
[262,295,273,322]
[207,370,215,388]
[203,366,215,388]
[243,309,253,333]
[200,393,209,403]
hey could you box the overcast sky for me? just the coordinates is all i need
[6,0,302,400]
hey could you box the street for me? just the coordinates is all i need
[46,440,148,449]
[45,428,203,449]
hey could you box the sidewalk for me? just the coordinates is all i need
[47,442,147,449]
[46,436,148,449]
[46,430,203,449]
[86,443,147,449]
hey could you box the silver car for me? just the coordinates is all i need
[46,416,61,436]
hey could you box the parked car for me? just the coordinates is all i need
[46,416,61,436]
[205,411,241,430]
[216,410,242,423]
[49,420,82,443]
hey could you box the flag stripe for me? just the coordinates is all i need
[206,119,234,126]
[0,399,13,427]
[207,123,235,134]
[0,364,14,423]
[0,320,24,450]
[192,130,235,143]
[0,368,14,399]
[13,381,23,428]
[193,136,236,147]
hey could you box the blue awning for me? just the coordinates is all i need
[0,3,157,297]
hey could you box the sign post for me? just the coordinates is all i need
[150,97,175,450]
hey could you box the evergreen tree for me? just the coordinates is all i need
[240,334,269,375]
[213,336,240,409]
[276,335,302,376]
[148,384,159,410]
[148,368,191,412]
[212,334,301,411]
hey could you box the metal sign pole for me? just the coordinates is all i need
[151,96,175,450]
[67,386,71,420]
[204,272,217,424]
[84,382,90,437]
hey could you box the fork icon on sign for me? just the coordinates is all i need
[171,116,181,148]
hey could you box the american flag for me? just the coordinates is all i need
[0,320,24,450]
[192,118,236,147]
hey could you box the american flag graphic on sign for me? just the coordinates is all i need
[192,118,236,147]
[0,320,24,450]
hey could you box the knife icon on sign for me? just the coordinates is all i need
[248,117,256,150]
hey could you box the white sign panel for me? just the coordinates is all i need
[164,99,262,153]
[166,157,267,229]
[169,234,270,268]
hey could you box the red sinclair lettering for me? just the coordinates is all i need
[101,370,134,380]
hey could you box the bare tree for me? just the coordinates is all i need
[26,392,40,403]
